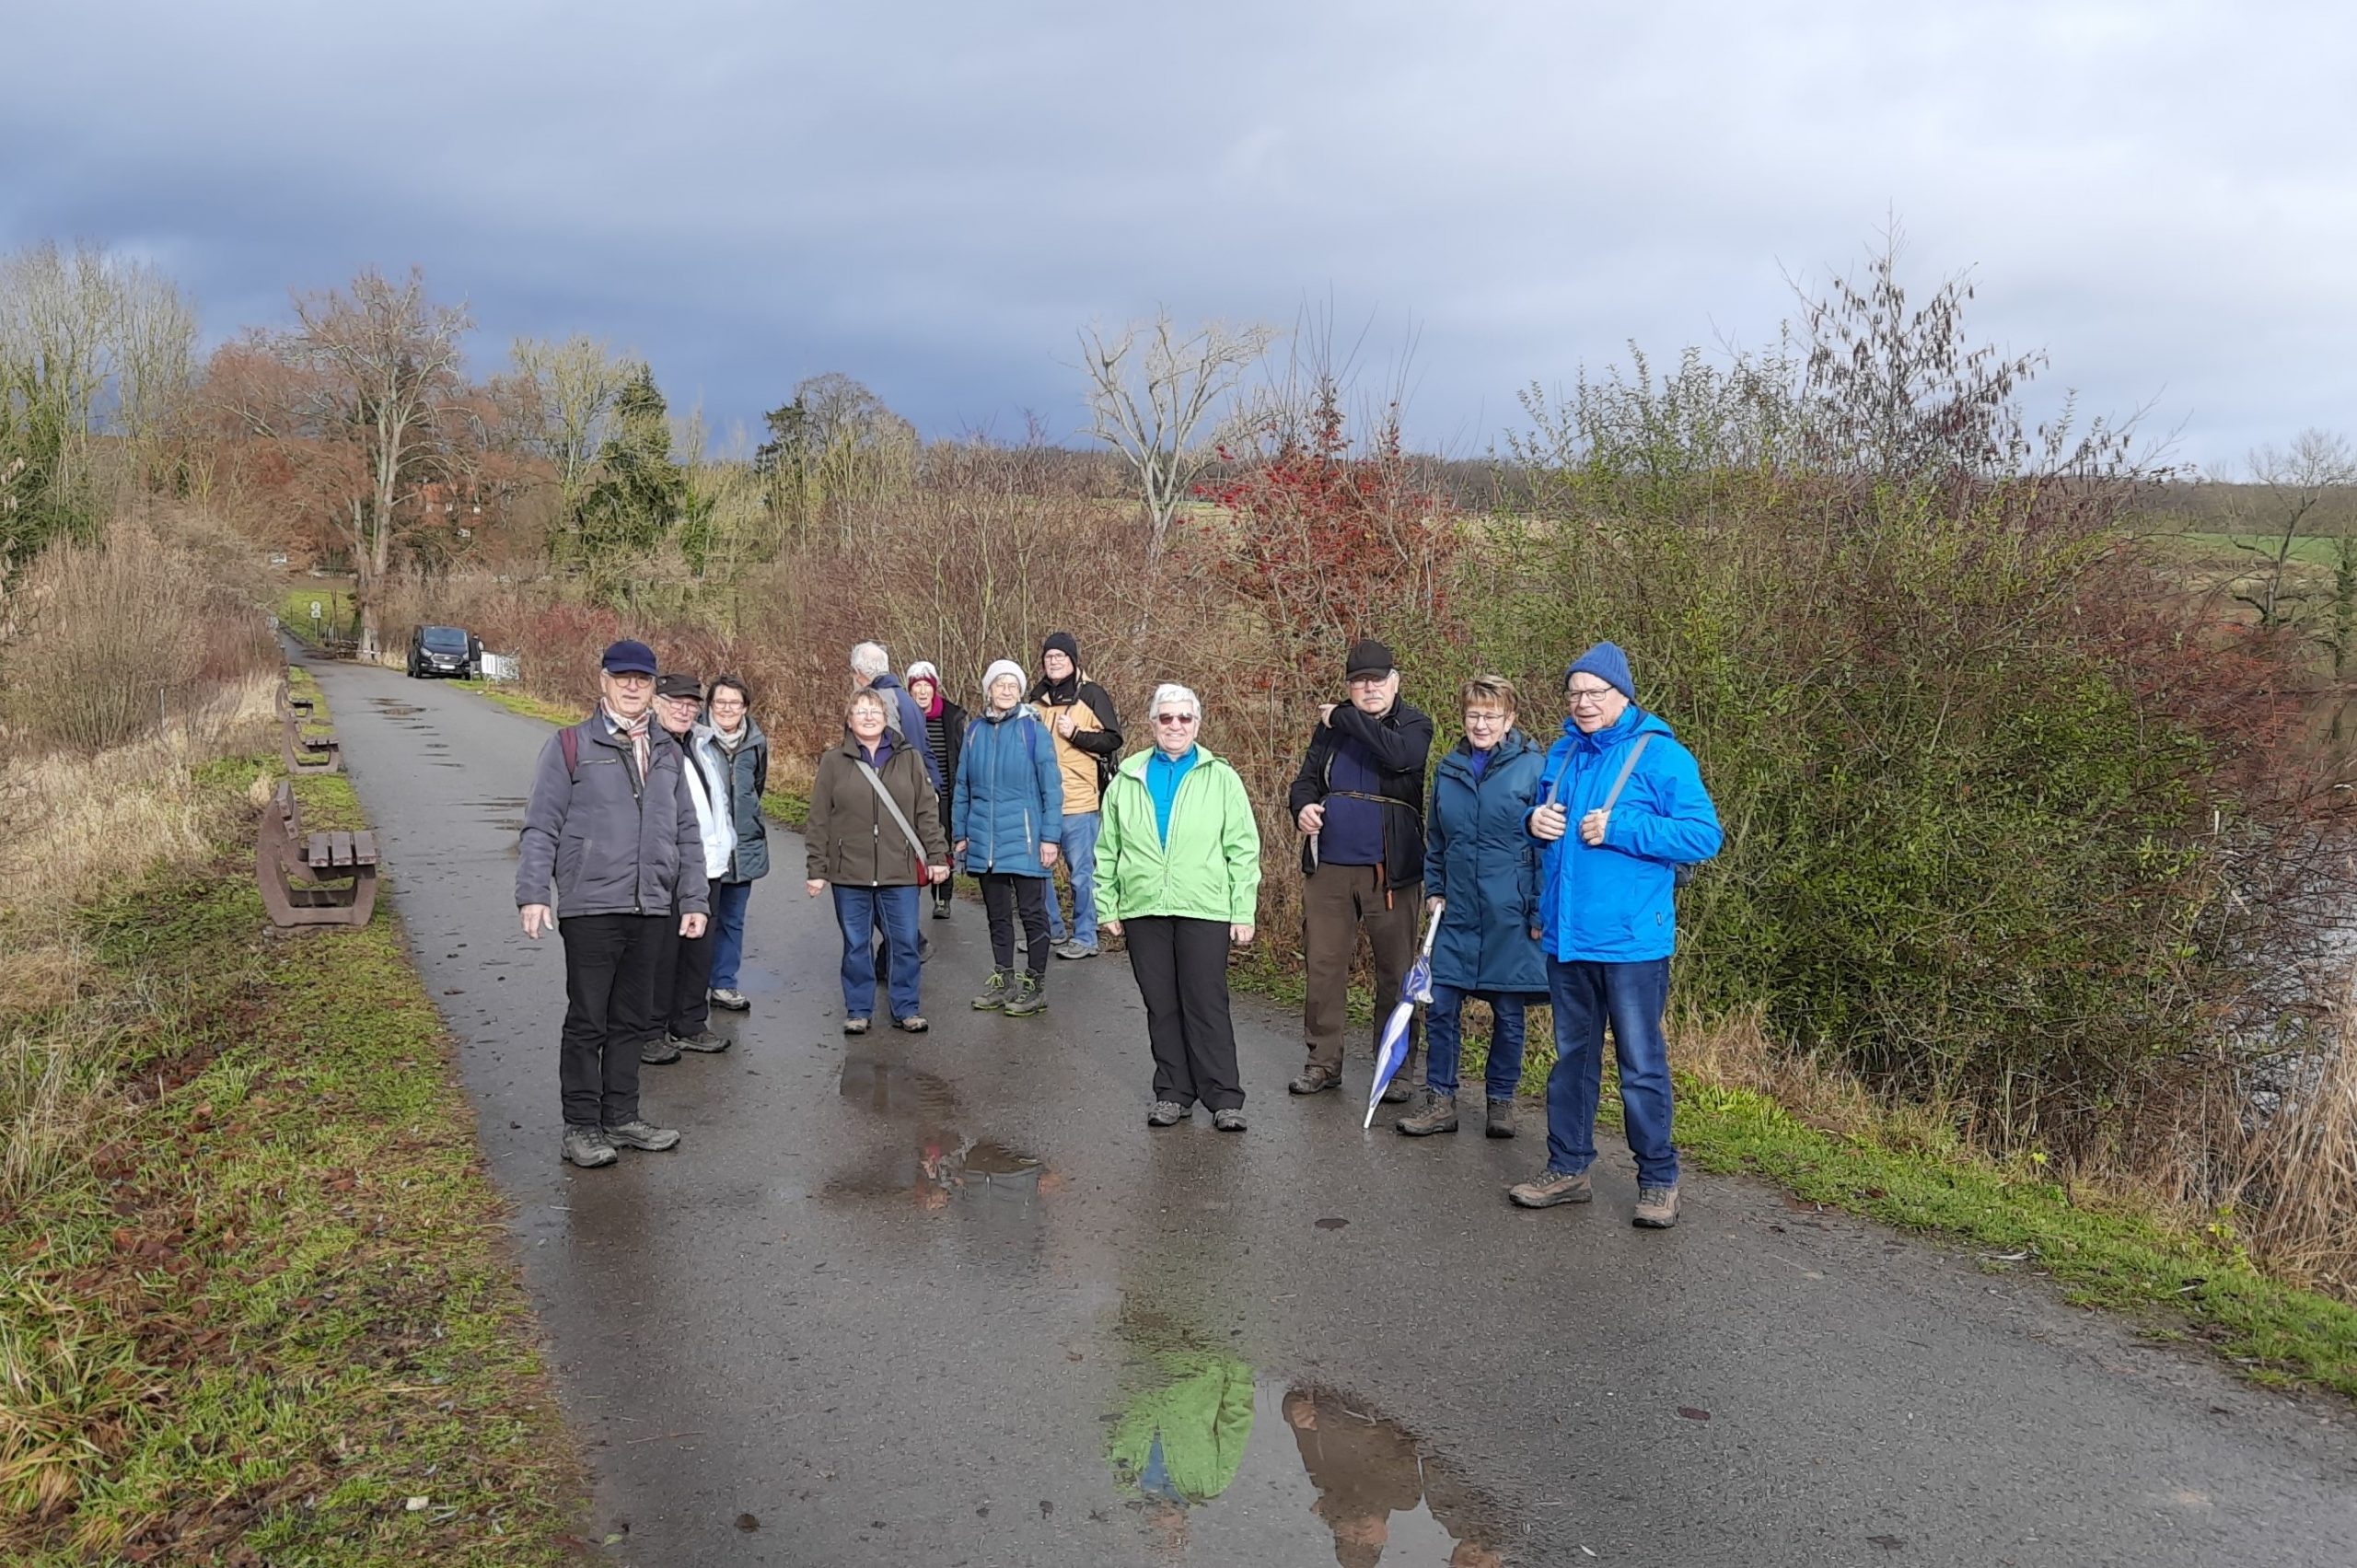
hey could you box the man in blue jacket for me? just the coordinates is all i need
[1512,643,1722,1228]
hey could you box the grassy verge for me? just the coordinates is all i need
[1669,1070,2357,1396]
[451,681,582,730]
[2,680,586,1563]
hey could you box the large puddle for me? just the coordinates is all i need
[1105,1307,1515,1564]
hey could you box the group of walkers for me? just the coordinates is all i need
[517,627,1722,1228]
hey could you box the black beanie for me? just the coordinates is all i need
[1042,631,1080,665]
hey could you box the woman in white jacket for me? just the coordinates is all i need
[644,672,738,1062]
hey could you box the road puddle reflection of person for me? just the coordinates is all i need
[1283,1384,1503,1567]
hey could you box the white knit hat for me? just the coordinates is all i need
[905,659,940,687]
[981,658,1026,701]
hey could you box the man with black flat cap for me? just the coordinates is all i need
[1284,638,1434,1098]
[641,669,736,1062]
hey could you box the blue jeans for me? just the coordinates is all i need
[833,885,923,1021]
[1045,809,1100,947]
[1424,985,1533,1100]
[1543,957,1678,1187]
[708,879,756,990]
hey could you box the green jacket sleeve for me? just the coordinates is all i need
[1098,773,1131,923]
[1220,764,1262,924]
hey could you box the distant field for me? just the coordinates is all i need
[2146,530,2347,567]
[277,584,356,637]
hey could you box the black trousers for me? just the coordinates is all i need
[979,873,1050,977]
[931,791,956,912]
[558,913,666,1127]
[1126,915,1243,1110]
[646,903,714,1040]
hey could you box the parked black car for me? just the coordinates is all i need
[407,624,481,679]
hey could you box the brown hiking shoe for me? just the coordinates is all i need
[1486,1098,1516,1139]
[1287,1063,1341,1095]
[1394,1091,1458,1135]
[1507,1168,1593,1208]
[1633,1184,1681,1228]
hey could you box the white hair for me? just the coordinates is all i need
[849,642,890,680]
[1151,683,1202,723]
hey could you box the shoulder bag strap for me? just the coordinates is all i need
[853,756,929,860]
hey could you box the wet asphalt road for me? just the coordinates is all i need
[307,656,2357,1568]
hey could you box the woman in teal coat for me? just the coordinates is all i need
[1397,675,1549,1140]
[951,657,1063,1016]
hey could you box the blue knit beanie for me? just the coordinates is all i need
[1564,641,1635,702]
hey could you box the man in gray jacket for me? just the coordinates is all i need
[517,639,713,1168]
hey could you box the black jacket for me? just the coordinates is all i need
[932,695,970,814]
[1285,699,1434,889]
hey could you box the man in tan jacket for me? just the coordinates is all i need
[1026,631,1124,958]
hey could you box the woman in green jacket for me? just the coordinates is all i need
[1098,683,1262,1131]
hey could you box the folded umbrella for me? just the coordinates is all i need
[1364,900,1444,1128]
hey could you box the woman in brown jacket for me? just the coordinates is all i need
[807,689,950,1033]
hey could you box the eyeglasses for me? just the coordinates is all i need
[1565,687,1616,707]
[1464,710,1510,725]
[1154,713,1198,726]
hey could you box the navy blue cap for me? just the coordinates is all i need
[601,639,658,677]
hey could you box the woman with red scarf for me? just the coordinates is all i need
[904,661,969,920]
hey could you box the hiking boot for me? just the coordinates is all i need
[604,1119,682,1153]
[842,1016,869,1035]
[920,935,935,963]
[1379,1075,1415,1105]
[1213,1108,1247,1132]
[893,1016,930,1034]
[640,1036,681,1065]
[708,987,750,1012]
[671,1030,730,1053]
[931,901,951,921]
[1486,1098,1517,1139]
[1287,1063,1341,1096]
[1052,940,1097,960]
[1633,1184,1682,1228]
[972,970,1013,1011]
[1507,1168,1594,1208]
[1004,974,1048,1016]
[561,1125,616,1168]
[1147,1099,1188,1127]
[1394,1090,1458,1135]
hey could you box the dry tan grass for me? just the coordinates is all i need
[0,667,277,1208]
[2236,1018,2357,1296]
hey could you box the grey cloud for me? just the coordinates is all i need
[4,0,2350,465]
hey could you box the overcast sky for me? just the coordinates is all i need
[5,1,2349,469]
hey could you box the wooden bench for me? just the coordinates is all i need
[281,712,342,774]
[257,782,379,927]
[275,679,317,723]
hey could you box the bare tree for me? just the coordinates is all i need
[2229,429,2357,632]
[509,334,635,546]
[284,268,472,656]
[1076,312,1274,578]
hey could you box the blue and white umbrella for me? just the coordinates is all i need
[1364,900,1444,1128]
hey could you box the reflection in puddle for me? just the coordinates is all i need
[1108,1307,1510,1564]
[368,699,424,717]
[822,1052,1055,1265]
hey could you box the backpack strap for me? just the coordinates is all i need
[560,724,580,781]
[1600,733,1652,815]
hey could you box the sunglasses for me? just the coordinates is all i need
[1154,713,1198,725]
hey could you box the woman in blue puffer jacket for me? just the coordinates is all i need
[1396,675,1550,1140]
[952,657,1064,1017]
